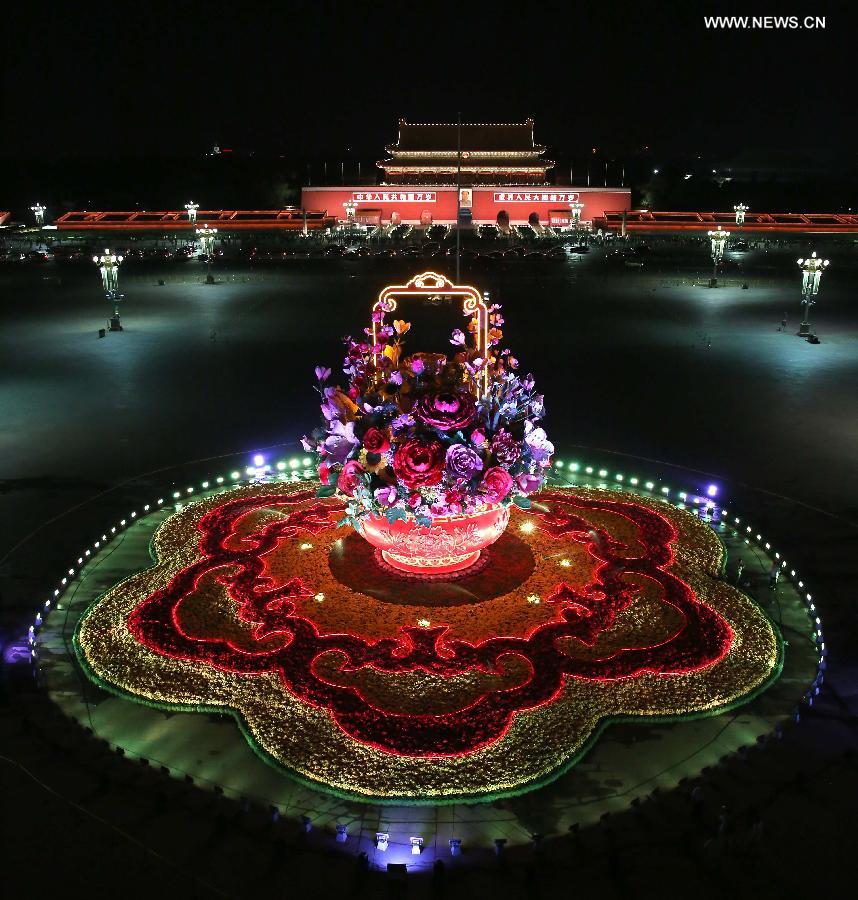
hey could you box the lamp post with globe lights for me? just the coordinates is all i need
[185,201,199,225]
[734,203,748,227]
[196,225,218,283]
[797,252,829,337]
[707,226,730,286]
[94,249,124,331]
[31,203,46,226]
[569,199,584,239]
[341,198,357,243]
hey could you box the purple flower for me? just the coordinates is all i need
[315,366,331,383]
[374,486,398,507]
[388,370,403,386]
[471,428,487,448]
[411,358,426,375]
[524,422,554,465]
[516,472,542,493]
[499,399,519,418]
[464,357,484,378]
[391,413,415,433]
[450,328,466,346]
[445,443,483,480]
[491,429,520,466]
[529,394,545,418]
[323,420,358,464]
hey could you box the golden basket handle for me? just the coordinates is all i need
[371,271,489,397]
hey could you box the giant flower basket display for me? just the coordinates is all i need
[302,272,552,574]
[74,272,782,805]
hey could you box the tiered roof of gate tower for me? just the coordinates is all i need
[378,119,554,185]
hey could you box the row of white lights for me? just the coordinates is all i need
[27,455,315,647]
[26,452,826,852]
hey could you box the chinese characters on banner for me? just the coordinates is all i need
[353,192,437,202]
[494,192,581,203]
[350,191,583,204]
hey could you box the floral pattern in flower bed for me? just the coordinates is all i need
[75,481,781,804]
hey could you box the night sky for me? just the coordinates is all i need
[1,1,850,161]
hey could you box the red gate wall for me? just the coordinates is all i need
[301,186,631,226]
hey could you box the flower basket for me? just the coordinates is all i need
[358,503,510,575]
[303,271,553,576]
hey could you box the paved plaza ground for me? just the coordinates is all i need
[1,237,857,897]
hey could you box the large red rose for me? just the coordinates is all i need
[392,439,444,488]
[362,427,390,454]
[415,390,477,431]
[479,466,514,503]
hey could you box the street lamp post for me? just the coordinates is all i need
[569,200,584,238]
[796,251,829,337]
[707,226,730,286]
[185,201,199,225]
[196,225,218,283]
[31,203,46,226]
[342,199,356,243]
[734,203,749,227]
[94,249,124,331]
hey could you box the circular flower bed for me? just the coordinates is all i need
[75,481,781,803]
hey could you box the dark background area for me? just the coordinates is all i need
[1,1,854,213]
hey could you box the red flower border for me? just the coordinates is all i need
[127,489,732,757]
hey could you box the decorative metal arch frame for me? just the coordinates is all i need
[371,271,490,396]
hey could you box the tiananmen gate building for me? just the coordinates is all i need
[301,119,631,228]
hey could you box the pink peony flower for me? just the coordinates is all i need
[415,390,477,431]
[479,467,514,503]
[337,460,365,494]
